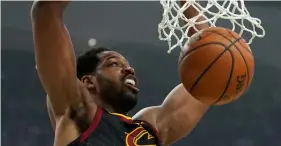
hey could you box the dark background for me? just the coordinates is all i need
[1,1,281,146]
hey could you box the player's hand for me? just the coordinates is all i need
[31,1,70,14]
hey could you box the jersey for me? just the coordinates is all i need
[68,107,161,146]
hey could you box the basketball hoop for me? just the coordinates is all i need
[158,0,265,53]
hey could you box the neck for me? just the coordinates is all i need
[92,94,124,114]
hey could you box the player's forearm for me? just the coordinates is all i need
[157,84,209,144]
[181,1,209,36]
[31,1,73,69]
[31,1,81,115]
[132,84,209,144]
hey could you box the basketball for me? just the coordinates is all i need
[179,27,254,105]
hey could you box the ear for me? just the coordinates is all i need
[81,75,97,92]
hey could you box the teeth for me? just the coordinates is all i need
[125,79,135,86]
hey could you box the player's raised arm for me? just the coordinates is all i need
[133,84,209,145]
[133,1,210,145]
[31,1,81,115]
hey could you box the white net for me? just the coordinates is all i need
[158,0,265,53]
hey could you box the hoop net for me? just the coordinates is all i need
[158,0,265,53]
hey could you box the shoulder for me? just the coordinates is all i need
[132,107,162,144]
[132,106,162,132]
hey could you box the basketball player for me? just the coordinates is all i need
[31,1,210,146]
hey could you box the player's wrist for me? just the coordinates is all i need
[31,1,69,18]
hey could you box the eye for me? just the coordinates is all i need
[108,62,119,67]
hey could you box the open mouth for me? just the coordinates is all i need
[124,75,139,92]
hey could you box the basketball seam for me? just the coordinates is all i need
[182,29,248,104]
[225,29,251,91]
[205,29,252,54]
[218,29,251,96]
[213,43,236,104]
[213,38,243,104]
[238,39,252,54]
[198,29,247,104]
[232,42,251,93]
[185,42,227,56]
[213,38,242,104]
[189,48,227,93]
[186,33,224,55]
[179,42,227,64]
[179,30,243,64]
[226,30,252,54]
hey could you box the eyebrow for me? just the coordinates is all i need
[98,55,123,67]
[104,55,121,61]
[103,55,130,66]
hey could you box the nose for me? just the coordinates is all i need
[122,67,135,75]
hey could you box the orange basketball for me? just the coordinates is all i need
[179,27,254,105]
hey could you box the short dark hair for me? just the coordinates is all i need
[77,47,109,79]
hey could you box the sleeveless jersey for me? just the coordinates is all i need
[68,107,161,146]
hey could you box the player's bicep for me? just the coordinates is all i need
[31,1,80,115]
[133,84,209,145]
[156,84,209,144]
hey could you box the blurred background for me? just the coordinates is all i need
[1,1,281,146]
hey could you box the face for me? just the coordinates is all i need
[94,51,139,113]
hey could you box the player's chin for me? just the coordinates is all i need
[121,90,138,109]
[122,87,138,101]
[119,94,138,113]
[124,89,138,99]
